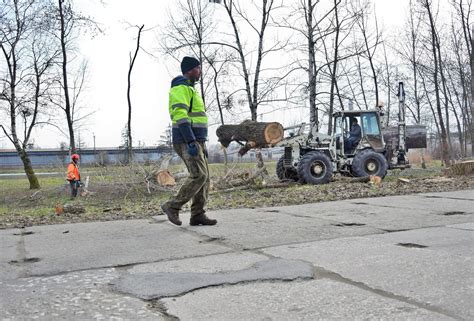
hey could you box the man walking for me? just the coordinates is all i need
[161,57,217,226]
[66,154,81,199]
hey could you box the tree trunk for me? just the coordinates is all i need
[216,120,284,148]
[357,54,368,110]
[360,9,379,108]
[382,42,391,127]
[453,106,464,158]
[223,2,253,119]
[471,26,474,156]
[327,0,340,135]
[15,144,40,189]
[58,0,75,153]
[424,0,451,166]
[307,0,318,130]
[127,24,144,163]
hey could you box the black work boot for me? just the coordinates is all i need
[190,213,217,226]
[161,202,182,226]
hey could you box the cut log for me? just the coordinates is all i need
[383,125,427,149]
[156,170,176,186]
[63,203,85,214]
[216,120,284,148]
[369,175,382,186]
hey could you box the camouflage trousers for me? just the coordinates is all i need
[167,142,210,217]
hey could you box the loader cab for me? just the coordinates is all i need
[333,110,385,156]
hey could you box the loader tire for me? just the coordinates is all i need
[298,151,333,184]
[351,149,388,178]
[276,156,299,181]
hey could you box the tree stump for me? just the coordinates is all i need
[156,170,176,186]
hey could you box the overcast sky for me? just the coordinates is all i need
[0,0,408,149]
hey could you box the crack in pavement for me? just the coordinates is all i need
[111,258,314,300]
[24,249,234,279]
[423,195,474,201]
[446,226,474,232]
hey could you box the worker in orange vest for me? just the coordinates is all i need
[66,154,81,199]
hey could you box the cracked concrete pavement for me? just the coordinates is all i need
[1,190,473,320]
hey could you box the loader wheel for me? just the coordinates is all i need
[351,149,388,178]
[276,156,299,181]
[298,152,333,184]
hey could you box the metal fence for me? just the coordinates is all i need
[0,147,173,169]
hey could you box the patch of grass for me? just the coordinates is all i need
[1,161,472,229]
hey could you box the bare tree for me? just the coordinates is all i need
[407,0,423,124]
[221,0,285,121]
[450,0,472,155]
[0,0,57,189]
[394,0,427,166]
[380,41,392,126]
[57,0,75,152]
[161,1,215,104]
[353,0,382,109]
[53,0,98,154]
[321,0,360,133]
[419,0,451,166]
[158,124,172,148]
[278,0,340,130]
[471,26,474,156]
[160,0,235,126]
[304,0,319,129]
[126,24,144,163]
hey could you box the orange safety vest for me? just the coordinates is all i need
[67,162,80,181]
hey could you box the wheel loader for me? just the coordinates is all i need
[276,82,427,184]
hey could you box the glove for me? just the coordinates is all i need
[187,141,199,157]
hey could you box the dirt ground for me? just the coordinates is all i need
[1,165,473,229]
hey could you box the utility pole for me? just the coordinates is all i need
[93,133,96,160]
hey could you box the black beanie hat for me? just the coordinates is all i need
[181,56,200,74]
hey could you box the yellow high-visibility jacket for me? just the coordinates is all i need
[168,75,208,144]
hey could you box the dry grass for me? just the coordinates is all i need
[1,160,472,229]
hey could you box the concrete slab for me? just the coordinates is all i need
[113,258,313,300]
[263,228,474,320]
[163,279,453,320]
[371,227,474,258]
[176,209,381,250]
[271,202,473,231]
[352,194,474,213]
[0,268,164,320]
[19,220,230,277]
[421,190,474,200]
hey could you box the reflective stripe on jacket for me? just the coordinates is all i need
[168,75,208,144]
[67,163,80,181]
